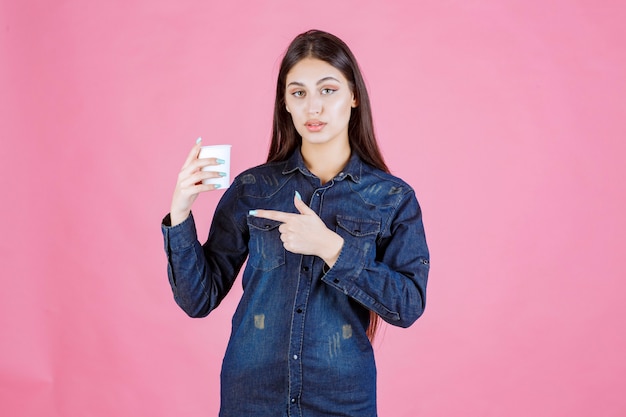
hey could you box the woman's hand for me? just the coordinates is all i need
[250,192,344,268]
[169,138,226,226]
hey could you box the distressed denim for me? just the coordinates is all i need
[161,149,430,417]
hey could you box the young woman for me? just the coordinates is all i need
[162,29,429,417]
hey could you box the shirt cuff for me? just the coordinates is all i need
[321,239,365,292]
[161,212,199,252]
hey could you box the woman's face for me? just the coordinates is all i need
[284,57,357,149]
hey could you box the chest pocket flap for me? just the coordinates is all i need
[336,215,380,237]
[247,216,282,232]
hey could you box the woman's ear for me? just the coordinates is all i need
[351,93,358,108]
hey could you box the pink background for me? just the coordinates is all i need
[2,1,625,416]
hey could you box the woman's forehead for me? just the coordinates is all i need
[286,58,347,85]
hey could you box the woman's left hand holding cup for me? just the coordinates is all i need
[169,137,226,226]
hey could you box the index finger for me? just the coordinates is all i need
[250,209,296,223]
[181,138,203,169]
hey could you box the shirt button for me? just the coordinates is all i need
[291,398,297,404]
[296,308,303,313]
[334,278,340,283]
[302,266,309,272]
[293,355,298,360]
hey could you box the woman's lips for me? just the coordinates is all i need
[305,120,326,132]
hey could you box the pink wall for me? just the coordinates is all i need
[2,1,625,416]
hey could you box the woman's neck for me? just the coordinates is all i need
[301,140,351,184]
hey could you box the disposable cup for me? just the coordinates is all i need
[199,144,231,188]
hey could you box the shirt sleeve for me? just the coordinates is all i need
[321,190,430,328]
[161,184,249,318]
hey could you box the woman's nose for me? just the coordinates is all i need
[307,96,322,115]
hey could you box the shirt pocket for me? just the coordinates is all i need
[335,215,381,257]
[247,216,286,272]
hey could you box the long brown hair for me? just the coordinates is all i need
[267,30,386,340]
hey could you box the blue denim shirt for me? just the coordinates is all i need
[161,149,429,417]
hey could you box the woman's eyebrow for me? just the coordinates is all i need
[287,76,342,88]
[316,76,341,85]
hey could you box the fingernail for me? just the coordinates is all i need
[216,158,226,164]
[248,210,257,216]
[219,172,227,177]
[196,137,202,144]
[213,184,221,189]
[295,191,302,201]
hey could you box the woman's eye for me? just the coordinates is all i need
[321,88,336,95]
[292,90,305,97]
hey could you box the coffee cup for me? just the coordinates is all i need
[199,144,231,188]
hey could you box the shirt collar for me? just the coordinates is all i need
[282,148,362,183]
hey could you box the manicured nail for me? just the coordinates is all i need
[218,172,227,177]
[216,158,226,164]
[248,210,257,216]
[196,137,202,144]
[213,184,221,189]
[295,191,302,201]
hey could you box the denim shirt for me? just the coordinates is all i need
[161,149,429,417]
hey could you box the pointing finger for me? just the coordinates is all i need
[249,209,296,223]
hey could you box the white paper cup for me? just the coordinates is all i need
[199,144,231,188]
